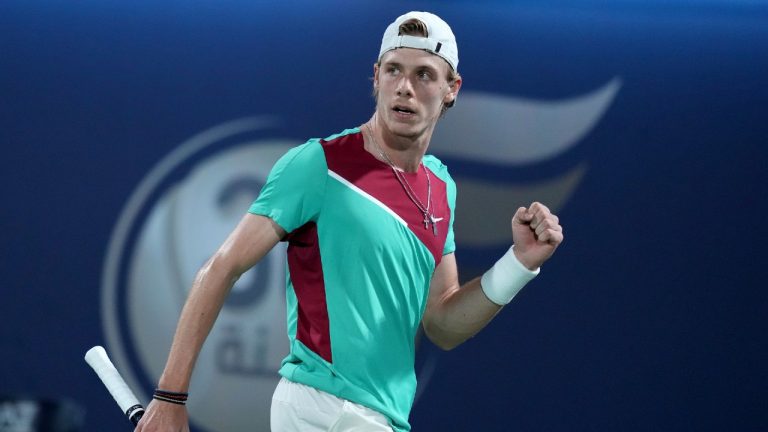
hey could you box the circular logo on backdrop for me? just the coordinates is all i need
[101,117,299,431]
[97,84,621,428]
[102,117,444,431]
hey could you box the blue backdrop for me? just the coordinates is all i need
[1,1,767,431]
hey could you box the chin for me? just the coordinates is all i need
[389,124,423,140]
[387,116,423,133]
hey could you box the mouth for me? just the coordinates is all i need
[392,105,416,115]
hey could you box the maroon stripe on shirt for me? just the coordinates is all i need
[321,131,450,265]
[285,222,332,362]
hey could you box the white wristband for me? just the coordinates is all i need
[481,246,540,306]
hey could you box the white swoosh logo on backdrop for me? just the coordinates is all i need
[454,164,587,246]
[431,77,622,164]
[428,78,621,247]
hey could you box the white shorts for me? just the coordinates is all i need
[270,377,393,432]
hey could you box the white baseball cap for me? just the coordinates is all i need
[378,11,459,71]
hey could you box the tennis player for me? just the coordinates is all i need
[136,11,563,432]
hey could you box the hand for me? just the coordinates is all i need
[511,202,564,270]
[134,399,190,432]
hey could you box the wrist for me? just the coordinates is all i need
[153,389,189,405]
[157,371,190,394]
[481,245,540,306]
[512,246,539,271]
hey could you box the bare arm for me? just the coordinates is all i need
[135,213,285,432]
[422,202,563,350]
[422,253,502,350]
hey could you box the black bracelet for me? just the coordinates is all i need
[153,389,188,405]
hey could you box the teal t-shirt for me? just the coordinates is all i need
[249,128,456,431]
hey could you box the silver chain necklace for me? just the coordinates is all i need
[364,123,438,236]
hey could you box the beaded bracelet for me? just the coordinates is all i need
[153,389,189,405]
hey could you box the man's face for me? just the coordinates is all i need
[374,48,460,140]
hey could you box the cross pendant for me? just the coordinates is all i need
[429,215,438,236]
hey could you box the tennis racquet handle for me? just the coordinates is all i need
[85,345,145,425]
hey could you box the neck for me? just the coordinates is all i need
[363,114,434,173]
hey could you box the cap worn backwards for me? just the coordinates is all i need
[378,11,459,71]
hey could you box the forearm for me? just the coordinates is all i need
[424,247,540,350]
[423,276,502,350]
[157,256,237,391]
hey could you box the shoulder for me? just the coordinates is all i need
[423,154,454,186]
[270,138,327,178]
[321,127,361,144]
[277,126,360,168]
[273,128,364,175]
[318,128,366,169]
[319,127,363,155]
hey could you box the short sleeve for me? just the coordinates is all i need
[442,171,457,255]
[248,139,327,233]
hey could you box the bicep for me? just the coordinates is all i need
[425,253,460,320]
[423,253,501,350]
[214,213,285,276]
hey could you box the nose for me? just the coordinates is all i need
[395,75,414,97]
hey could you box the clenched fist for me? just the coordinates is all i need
[511,202,564,270]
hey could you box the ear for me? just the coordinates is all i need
[444,75,462,104]
[373,62,380,90]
